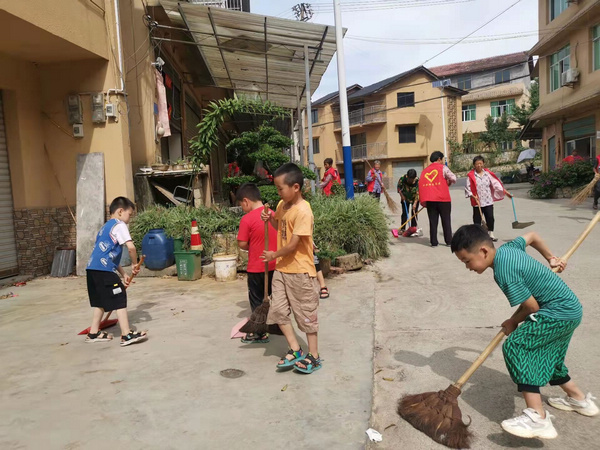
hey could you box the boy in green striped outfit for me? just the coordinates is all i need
[451,225,598,439]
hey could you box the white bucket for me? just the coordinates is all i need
[213,254,238,282]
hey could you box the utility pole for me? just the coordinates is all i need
[304,44,316,193]
[333,0,354,199]
[440,86,448,164]
[293,3,314,21]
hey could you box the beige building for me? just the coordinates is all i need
[0,0,335,276]
[430,52,534,151]
[526,0,600,170]
[305,67,466,188]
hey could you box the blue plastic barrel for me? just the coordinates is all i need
[142,229,174,270]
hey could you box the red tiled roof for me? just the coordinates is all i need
[429,52,529,77]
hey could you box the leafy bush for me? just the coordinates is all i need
[222,175,257,188]
[299,165,317,181]
[311,193,389,260]
[130,205,242,256]
[258,185,280,207]
[529,161,595,199]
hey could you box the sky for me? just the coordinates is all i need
[251,0,539,101]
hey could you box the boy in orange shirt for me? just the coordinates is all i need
[261,163,321,374]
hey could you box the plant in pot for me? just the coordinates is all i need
[151,157,169,171]
[173,159,186,171]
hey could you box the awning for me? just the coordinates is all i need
[529,82,600,125]
[158,1,343,109]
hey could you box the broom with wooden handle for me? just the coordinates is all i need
[363,159,400,214]
[397,211,600,449]
[240,205,271,335]
[571,173,600,205]
[78,255,146,335]
[474,197,488,231]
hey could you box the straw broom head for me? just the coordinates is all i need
[383,189,401,214]
[571,173,600,206]
[398,385,472,449]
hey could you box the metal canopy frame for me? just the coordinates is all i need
[158,1,344,109]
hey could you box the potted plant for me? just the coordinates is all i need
[173,159,185,171]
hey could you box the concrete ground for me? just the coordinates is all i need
[1,183,598,450]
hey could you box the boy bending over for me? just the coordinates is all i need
[451,225,597,439]
[261,163,321,374]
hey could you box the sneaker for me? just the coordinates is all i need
[501,409,557,439]
[489,231,498,242]
[548,392,599,417]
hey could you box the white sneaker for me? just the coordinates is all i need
[501,408,558,439]
[489,231,498,242]
[548,392,599,417]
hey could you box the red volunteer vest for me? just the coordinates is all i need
[367,169,383,193]
[467,169,504,207]
[418,163,451,206]
[322,167,341,196]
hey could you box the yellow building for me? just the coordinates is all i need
[305,67,466,189]
[430,52,534,150]
[526,0,600,170]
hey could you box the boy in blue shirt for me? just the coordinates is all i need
[85,197,148,347]
[451,225,597,439]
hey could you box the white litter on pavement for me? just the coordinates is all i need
[366,428,383,442]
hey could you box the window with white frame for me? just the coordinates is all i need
[550,44,570,92]
[501,141,514,151]
[549,0,567,22]
[457,75,472,90]
[491,99,516,118]
[593,25,600,72]
[462,104,476,121]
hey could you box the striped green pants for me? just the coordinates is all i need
[502,314,581,393]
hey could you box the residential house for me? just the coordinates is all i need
[305,67,466,188]
[0,0,335,277]
[527,0,600,170]
[430,52,534,151]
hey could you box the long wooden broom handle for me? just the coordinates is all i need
[398,207,424,231]
[475,197,486,225]
[364,159,386,191]
[454,212,600,389]
[103,255,146,322]
[264,204,270,303]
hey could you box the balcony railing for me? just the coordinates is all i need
[336,142,388,164]
[333,102,386,129]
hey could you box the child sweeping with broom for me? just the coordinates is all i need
[236,183,277,343]
[261,163,322,374]
[451,225,598,439]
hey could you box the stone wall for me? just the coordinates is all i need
[13,207,76,276]
[447,96,458,143]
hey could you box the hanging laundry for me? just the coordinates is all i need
[155,68,171,138]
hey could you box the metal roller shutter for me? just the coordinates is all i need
[0,92,18,277]
[392,160,425,187]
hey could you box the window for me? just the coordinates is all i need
[398,126,416,144]
[550,45,570,91]
[312,137,320,154]
[501,141,514,151]
[491,99,516,118]
[397,92,415,108]
[462,104,476,122]
[457,75,471,90]
[311,108,319,124]
[495,69,511,84]
[593,24,600,71]
[549,0,567,22]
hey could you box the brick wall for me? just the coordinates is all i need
[13,207,77,276]
[447,97,458,144]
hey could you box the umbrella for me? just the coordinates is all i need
[517,148,537,163]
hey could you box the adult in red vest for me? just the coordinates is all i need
[319,158,341,196]
[594,155,600,210]
[562,149,584,165]
[366,160,385,200]
[465,155,512,242]
[418,151,456,247]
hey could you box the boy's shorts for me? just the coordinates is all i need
[86,270,127,312]
[502,314,581,393]
[267,270,319,333]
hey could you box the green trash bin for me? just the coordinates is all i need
[174,251,203,281]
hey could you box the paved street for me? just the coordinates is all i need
[1,185,599,449]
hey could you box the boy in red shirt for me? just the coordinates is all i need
[236,183,277,343]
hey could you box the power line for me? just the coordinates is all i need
[311,0,475,12]
[421,0,523,66]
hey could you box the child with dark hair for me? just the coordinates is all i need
[85,197,148,346]
[397,168,420,231]
[261,163,322,374]
[319,158,341,196]
[451,225,597,439]
[465,155,512,242]
[236,183,277,343]
[419,151,456,247]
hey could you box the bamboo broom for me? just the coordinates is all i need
[397,211,600,449]
[364,159,400,214]
[571,173,600,206]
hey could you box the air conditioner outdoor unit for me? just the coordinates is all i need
[561,68,580,86]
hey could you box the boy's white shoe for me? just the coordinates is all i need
[501,408,558,439]
[548,392,599,417]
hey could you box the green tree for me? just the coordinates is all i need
[511,78,539,127]
[479,113,520,152]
